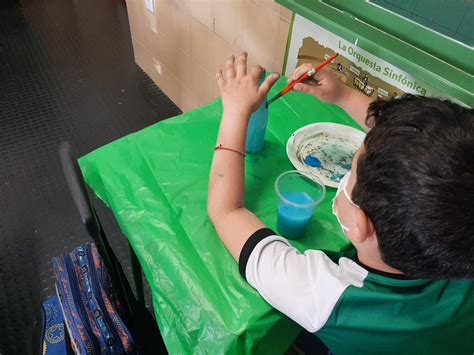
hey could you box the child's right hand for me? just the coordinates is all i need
[288,64,349,106]
[289,63,373,130]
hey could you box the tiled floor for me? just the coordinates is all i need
[0,0,180,352]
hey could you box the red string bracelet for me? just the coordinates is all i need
[214,144,246,157]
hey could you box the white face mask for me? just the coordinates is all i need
[332,171,359,232]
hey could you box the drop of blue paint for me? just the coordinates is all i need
[304,154,321,168]
[330,172,344,182]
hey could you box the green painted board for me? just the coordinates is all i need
[277,0,474,107]
[370,0,473,47]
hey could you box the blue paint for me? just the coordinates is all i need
[304,154,321,168]
[245,70,268,154]
[336,161,351,171]
[277,191,315,239]
[330,172,344,182]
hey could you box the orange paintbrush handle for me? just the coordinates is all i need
[267,53,339,105]
[314,52,339,72]
[283,70,313,94]
[287,53,338,91]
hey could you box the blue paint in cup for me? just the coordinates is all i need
[278,192,315,238]
[275,171,326,239]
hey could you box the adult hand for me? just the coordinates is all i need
[216,52,279,117]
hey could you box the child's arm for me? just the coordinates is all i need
[288,65,372,130]
[207,52,279,261]
[208,55,368,334]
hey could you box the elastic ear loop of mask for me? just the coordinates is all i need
[333,172,359,232]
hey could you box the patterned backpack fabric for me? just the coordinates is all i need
[35,295,71,354]
[53,243,136,354]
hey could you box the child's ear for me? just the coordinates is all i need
[353,208,374,243]
[360,208,376,237]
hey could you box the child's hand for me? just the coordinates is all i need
[216,52,279,117]
[288,64,349,106]
[289,63,372,130]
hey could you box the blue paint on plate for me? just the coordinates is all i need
[330,172,345,182]
[304,154,321,168]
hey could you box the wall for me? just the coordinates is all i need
[126,0,292,111]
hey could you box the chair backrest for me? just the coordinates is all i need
[59,142,134,327]
[59,142,101,239]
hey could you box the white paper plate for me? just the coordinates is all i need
[286,122,366,188]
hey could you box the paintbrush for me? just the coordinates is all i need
[267,53,339,106]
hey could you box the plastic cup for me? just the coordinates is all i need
[275,170,326,239]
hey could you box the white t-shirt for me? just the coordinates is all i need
[239,228,368,332]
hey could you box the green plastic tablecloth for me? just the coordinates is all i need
[79,77,363,355]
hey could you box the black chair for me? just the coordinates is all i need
[59,141,167,354]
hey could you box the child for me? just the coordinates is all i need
[207,52,474,354]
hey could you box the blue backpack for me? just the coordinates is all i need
[53,242,135,354]
[34,294,71,354]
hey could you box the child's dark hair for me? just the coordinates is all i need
[352,94,474,279]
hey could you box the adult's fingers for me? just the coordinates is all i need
[236,52,247,78]
[225,55,236,80]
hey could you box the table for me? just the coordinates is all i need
[79,77,363,354]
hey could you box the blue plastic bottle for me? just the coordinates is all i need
[245,69,268,154]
